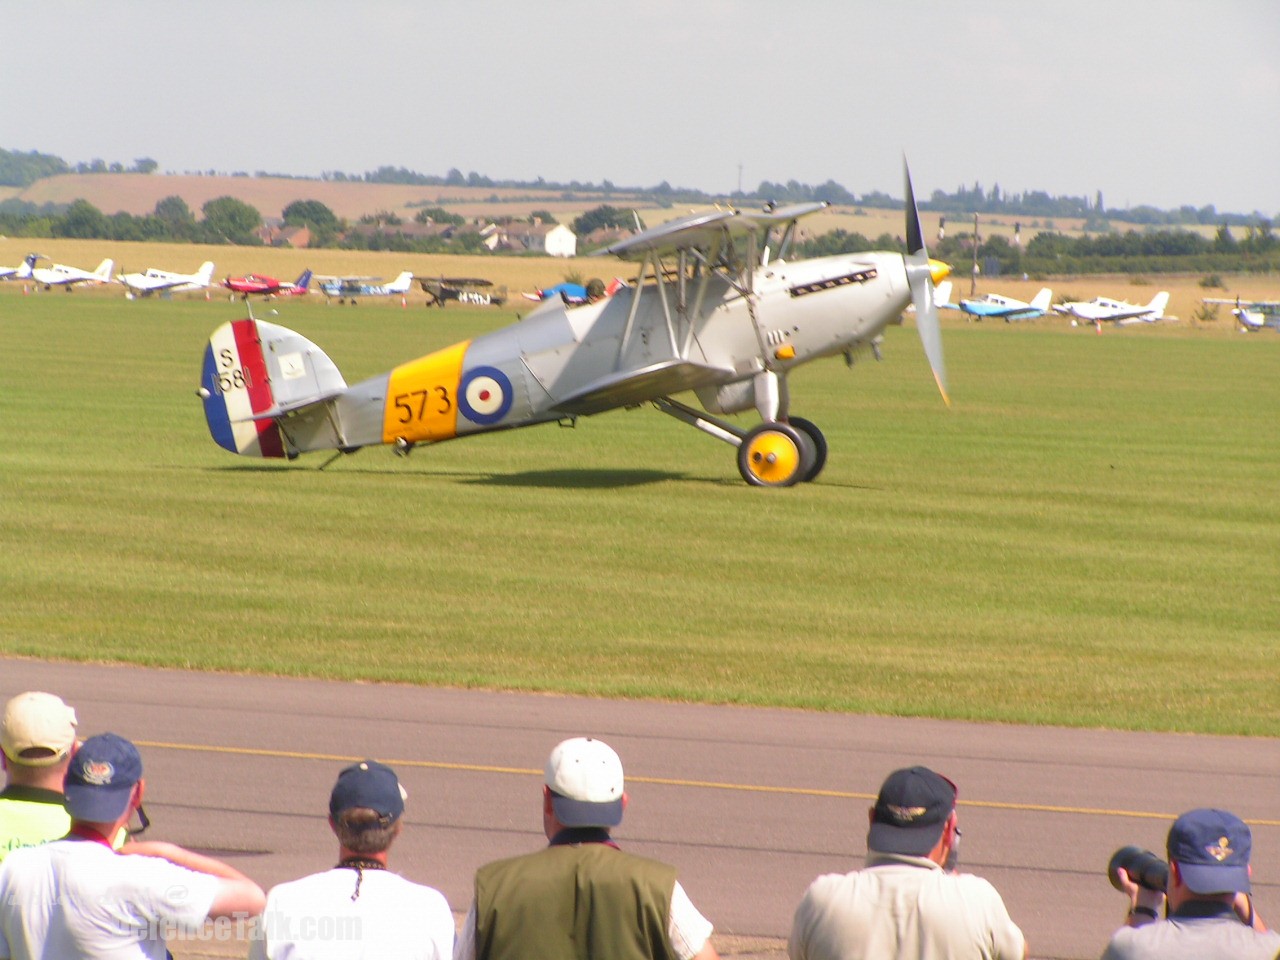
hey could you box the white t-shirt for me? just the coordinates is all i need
[0,837,220,960]
[249,866,454,960]
[789,853,1026,960]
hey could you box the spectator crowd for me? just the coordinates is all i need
[0,689,1275,960]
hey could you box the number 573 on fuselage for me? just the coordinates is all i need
[198,163,951,487]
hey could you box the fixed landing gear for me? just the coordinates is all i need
[737,422,811,486]
[652,397,829,487]
[735,417,827,486]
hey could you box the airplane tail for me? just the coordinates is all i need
[94,259,114,281]
[1147,291,1170,318]
[934,280,954,307]
[294,268,313,291]
[388,271,413,294]
[198,317,348,458]
[16,253,37,279]
[1030,288,1052,312]
[195,262,215,285]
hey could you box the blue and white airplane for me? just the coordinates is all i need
[317,270,414,304]
[1202,296,1280,332]
[935,281,1053,321]
[0,252,38,281]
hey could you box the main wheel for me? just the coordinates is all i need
[737,422,813,487]
[787,417,828,483]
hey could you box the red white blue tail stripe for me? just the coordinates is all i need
[200,319,286,458]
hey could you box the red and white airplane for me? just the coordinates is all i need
[223,269,312,298]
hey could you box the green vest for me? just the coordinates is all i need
[0,786,71,863]
[475,841,679,960]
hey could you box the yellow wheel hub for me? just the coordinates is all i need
[743,430,801,485]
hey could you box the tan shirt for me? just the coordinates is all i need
[789,852,1025,960]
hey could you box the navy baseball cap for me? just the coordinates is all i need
[64,733,142,823]
[1167,808,1252,894]
[329,760,406,824]
[868,766,957,856]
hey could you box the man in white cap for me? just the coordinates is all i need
[455,736,718,960]
[250,759,454,960]
[0,732,265,960]
[0,692,78,862]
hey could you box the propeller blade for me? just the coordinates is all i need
[903,159,951,406]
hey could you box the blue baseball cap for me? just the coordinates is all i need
[329,760,405,824]
[868,766,957,856]
[64,733,142,823]
[1167,808,1252,895]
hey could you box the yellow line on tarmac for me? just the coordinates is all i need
[135,740,1280,828]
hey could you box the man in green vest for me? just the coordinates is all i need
[456,737,719,960]
[0,691,78,863]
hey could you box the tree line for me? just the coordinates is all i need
[4,146,1274,230]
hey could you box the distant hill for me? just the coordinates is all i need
[6,173,647,223]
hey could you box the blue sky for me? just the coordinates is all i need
[4,0,1277,215]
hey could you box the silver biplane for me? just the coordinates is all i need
[198,164,951,487]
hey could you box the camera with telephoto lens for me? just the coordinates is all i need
[1108,845,1169,892]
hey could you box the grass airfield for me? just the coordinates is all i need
[1,272,1277,737]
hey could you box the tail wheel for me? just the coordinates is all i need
[737,422,813,487]
[787,417,828,483]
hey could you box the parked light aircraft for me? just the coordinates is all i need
[0,252,38,281]
[1053,291,1171,325]
[118,261,215,298]
[223,269,312,298]
[316,271,413,304]
[29,256,114,290]
[197,163,950,487]
[1202,296,1280,332]
[420,277,508,307]
[935,280,1052,321]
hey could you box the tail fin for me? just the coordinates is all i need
[1148,291,1170,317]
[94,259,114,281]
[16,253,37,279]
[196,262,215,284]
[1030,288,1052,312]
[389,271,413,293]
[198,318,347,458]
[295,268,312,290]
[934,280,954,307]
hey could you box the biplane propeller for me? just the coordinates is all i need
[197,161,950,486]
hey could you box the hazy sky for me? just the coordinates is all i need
[4,0,1277,215]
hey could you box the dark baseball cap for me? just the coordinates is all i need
[64,733,143,823]
[868,766,957,856]
[329,760,406,824]
[1167,808,1252,895]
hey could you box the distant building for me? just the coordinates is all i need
[501,221,577,257]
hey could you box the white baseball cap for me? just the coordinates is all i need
[2,691,78,766]
[545,737,624,827]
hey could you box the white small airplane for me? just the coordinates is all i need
[0,253,38,281]
[1053,291,1172,325]
[29,255,115,290]
[1202,296,1280,332]
[316,271,414,304]
[117,261,216,299]
[935,281,1052,321]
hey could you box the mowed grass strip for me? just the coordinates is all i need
[1,289,1276,735]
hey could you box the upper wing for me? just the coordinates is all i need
[600,202,829,261]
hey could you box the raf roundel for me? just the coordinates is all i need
[458,366,514,425]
